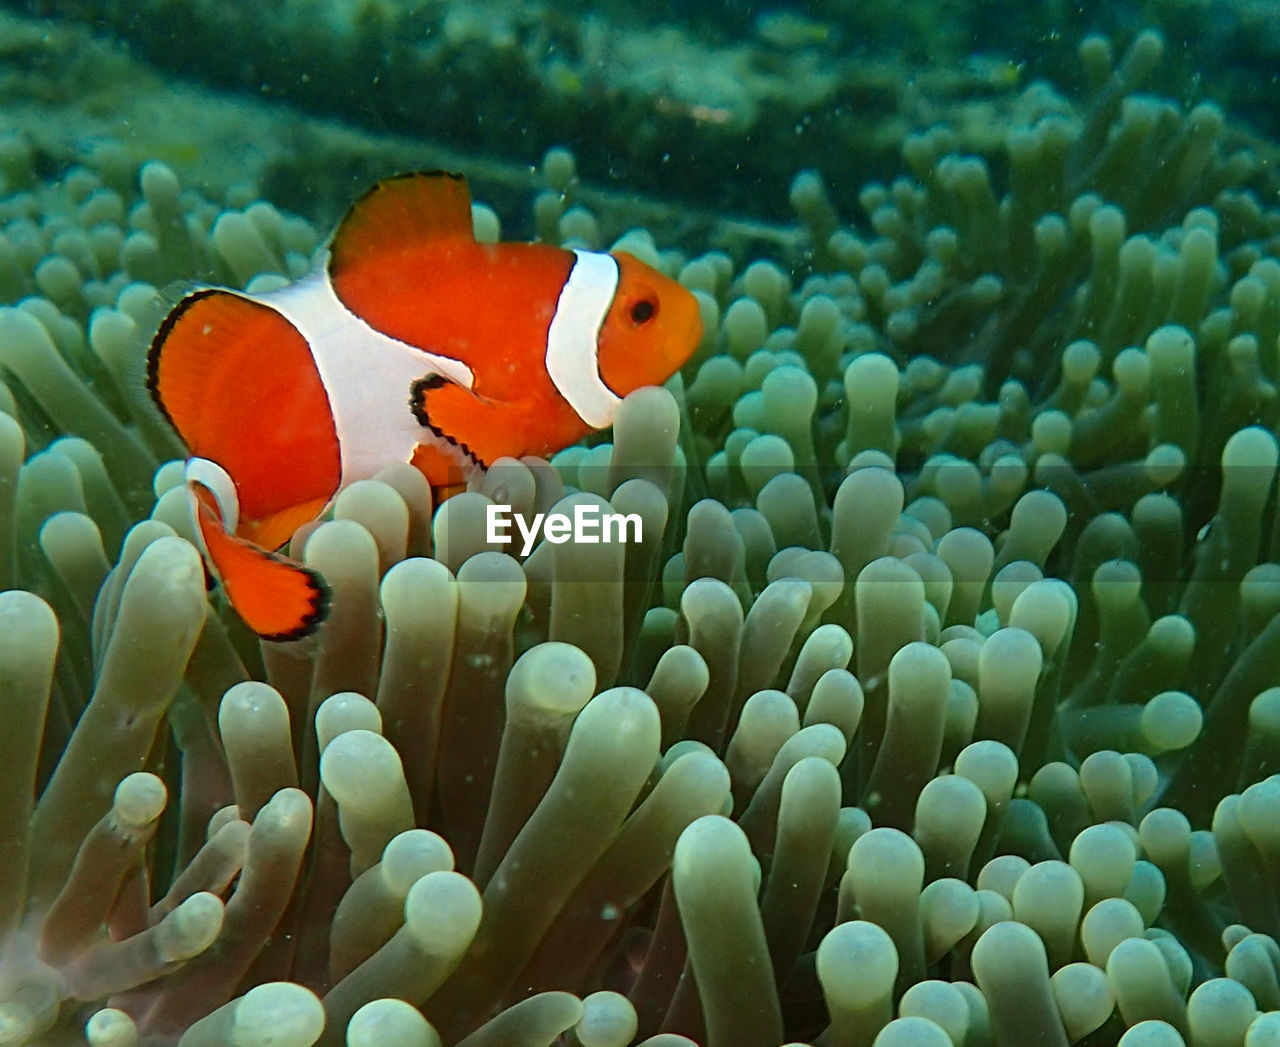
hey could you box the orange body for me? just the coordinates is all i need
[148,171,703,639]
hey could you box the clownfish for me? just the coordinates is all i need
[147,171,702,641]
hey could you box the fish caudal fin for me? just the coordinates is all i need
[189,477,329,641]
[148,288,342,528]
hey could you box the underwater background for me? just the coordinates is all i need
[3,0,1280,1045]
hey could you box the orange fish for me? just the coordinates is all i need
[148,171,703,641]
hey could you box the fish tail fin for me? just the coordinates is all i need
[188,472,329,641]
[148,288,252,446]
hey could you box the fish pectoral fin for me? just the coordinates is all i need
[410,374,514,469]
[189,480,330,641]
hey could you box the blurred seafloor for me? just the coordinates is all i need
[1,0,1277,244]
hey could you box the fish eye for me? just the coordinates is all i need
[629,297,657,325]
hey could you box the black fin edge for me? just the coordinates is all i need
[234,532,332,643]
[409,375,488,470]
[256,559,331,643]
[327,171,473,279]
[146,287,223,434]
[354,170,468,208]
[192,476,332,643]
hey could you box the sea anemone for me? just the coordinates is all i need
[2,26,1280,1047]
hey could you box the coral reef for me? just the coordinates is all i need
[5,24,1280,1047]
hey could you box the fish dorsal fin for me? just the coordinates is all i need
[329,171,474,276]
